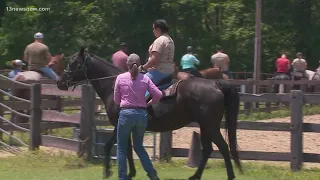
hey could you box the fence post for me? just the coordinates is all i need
[0,91,3,141]
[55,96,63,112]
[279,84,285,94]
[243,78,252,115]
[30,83,42,150]
[80,84,95,160]
[265,84,272,112]
[159,131,172,161]
[290,90,304,171]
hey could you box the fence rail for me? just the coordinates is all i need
[159,90,320,171]
[0,75,95,154]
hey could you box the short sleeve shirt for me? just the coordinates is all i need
[112,50,129,71]
[211,52,230,71]
[148,34,175,74]
[276,58,290,73]
[24,42,51,70]
[292,58,307,71]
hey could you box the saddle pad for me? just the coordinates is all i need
[162,80,183,97]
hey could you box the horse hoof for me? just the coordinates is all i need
[188,176,200,180]
[128,171,136,179]
[103,169,113,179]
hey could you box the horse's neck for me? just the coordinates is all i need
[88,58,123,104]
[55,64,64,76]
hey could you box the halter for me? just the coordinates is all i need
[63,54,118,91]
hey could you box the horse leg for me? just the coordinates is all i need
[188,127,213,180]
[212,131,235,180]
[103,127,117,178]
[127,136,137,179]
[103,127,136,179]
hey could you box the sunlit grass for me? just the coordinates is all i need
[0,150,319,180]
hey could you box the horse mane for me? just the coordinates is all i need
[87,53,124,76]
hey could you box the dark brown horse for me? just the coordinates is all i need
[57,48,243,180]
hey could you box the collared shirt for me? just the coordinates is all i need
[114,72,163,108]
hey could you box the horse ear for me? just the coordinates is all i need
[79,47,85,56]
[60,53,64,59]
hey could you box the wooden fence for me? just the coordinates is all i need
[2,72,320,171]
[158,90,320,171]
[0,74,106,155]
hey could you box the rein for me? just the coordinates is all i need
[64,54,120,91]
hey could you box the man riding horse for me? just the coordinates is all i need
[291,52,308,80]
[23,32,59,81]
[211,46,233,79]
[275,52,291,78]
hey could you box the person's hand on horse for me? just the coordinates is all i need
[138,65,147,74]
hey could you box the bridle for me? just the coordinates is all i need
[63,53,118,91]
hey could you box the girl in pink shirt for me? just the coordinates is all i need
[113,53,162,180]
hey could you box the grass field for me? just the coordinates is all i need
[0,150,320,180]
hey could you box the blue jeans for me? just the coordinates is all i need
[117,108,157,180]
[145,69,172,97]
[223,70,233,79]
[40,66,59,81]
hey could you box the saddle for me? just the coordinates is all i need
[291,70,309,80]
[31,69,45,76]
[161,80,182,98]
[146,80,182,102]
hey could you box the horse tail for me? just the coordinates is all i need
[217,80,243,173]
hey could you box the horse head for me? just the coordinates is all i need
[48,54,65,76]
[57,47,88,91]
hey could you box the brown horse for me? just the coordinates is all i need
[11,54,65,123]
[174,64,229,80]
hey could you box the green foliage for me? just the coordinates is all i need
[0,0,319,72]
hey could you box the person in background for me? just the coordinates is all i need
[114,53,162,180]
[8,59,25,79]
[316,61,320,74]
[292,52,308,79]
[24,32,59,81]
[112,42,129,71]
[139,19,175,95]
[275,52,291,76]
[211,46,233,79]
[180,46,202,77]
